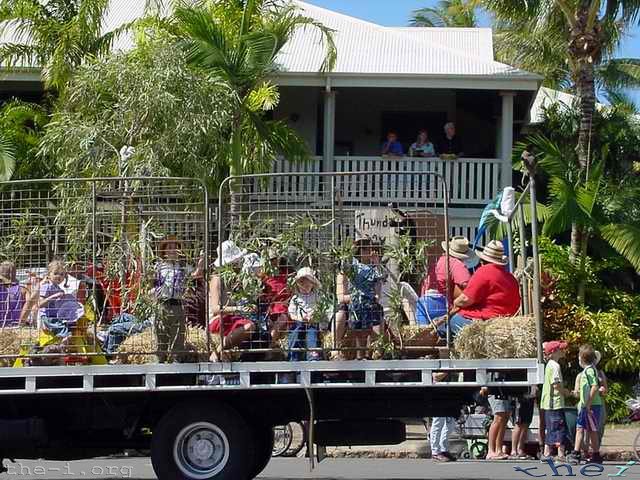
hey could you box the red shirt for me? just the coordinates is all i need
[459,263,520,320]
[421,256,471,300]
[261,274,291,316]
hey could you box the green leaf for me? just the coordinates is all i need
[600,223,640,272]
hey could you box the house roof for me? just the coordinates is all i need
[279,1,538,85]
[0,0,540,90]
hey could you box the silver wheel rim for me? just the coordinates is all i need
[173,422,229,479]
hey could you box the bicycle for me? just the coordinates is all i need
[272,422,306,458]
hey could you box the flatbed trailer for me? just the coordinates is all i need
[0,171,545,479]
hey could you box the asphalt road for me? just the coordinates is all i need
[0,458,631,479]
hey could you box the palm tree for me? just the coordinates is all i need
[410,0,480,27]
[485,0,640,284]
[485,0,640,172]
[516,97,640,299]
[0,0,130,91]
[172,0,336,193]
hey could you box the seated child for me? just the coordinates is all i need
[335,239,386,360]
[0,261,26,328]
[287,267,322,361]
[39,260,84,342]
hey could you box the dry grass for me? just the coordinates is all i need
[453,315,536,359]
[115,326,218,364]
[0,327,38,367]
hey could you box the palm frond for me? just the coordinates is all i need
[600,223,640,272]
[0,133,16,182]
[597,58,640,90]
[410,7,447,27]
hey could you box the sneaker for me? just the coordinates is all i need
[443,452,457,462]
[566,452,581,465]
[540,454,553,463]
[433,453,451,462]
[587,453,603,464]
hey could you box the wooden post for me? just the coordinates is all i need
[323,79,336,173]
[499,92,516,189]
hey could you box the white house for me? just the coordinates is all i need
[0,1,543,238]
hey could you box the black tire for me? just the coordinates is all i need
[248,425,274,479]
[282,422,306,458]
[151,402,255,480]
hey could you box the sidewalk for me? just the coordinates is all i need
[324,422,638,460]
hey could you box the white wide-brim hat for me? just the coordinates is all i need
[294,267,321,289]
[476,240,508,266]
[214,240,247,267]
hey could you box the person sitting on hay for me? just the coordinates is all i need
[444,240,521,338]
[416,236,479,331]
[334,239,386,360]
[0,261,31,328]
[208,240,256,362]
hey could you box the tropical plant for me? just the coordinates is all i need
[171,0,336,192]
[410,0,481,27]
[38,40,234,191]
[0,0,133,91]
[516,99,640,300]
[0,101,51,180]
[0,131,15,181]
[486,0,640,171]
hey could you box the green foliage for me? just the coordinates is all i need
[0,131,15,181]
[0,101,51,180]
[410,0,480,27]
[606,380,635,424]
[171,0,336,178]
[38,40,234,192]
[0,0,132,91]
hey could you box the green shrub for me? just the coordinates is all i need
[606,380,634,424]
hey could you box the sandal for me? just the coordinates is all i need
[486,454,509,461]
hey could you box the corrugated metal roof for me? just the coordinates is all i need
[389,27,494,62]
[278,1,533,78]
[1,0,537,80]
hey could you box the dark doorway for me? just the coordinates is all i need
[381,111,448,153]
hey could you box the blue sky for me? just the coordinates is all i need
[305,0,640,103]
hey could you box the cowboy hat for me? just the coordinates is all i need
[294,267,321,289]
[441,236,478,263]
[214,240,247,267]
[476,240,508,266]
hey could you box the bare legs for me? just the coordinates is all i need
[487,412,509,459]
[209,320,256,362]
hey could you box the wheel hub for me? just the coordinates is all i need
[174,422,229,479]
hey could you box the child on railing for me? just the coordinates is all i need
[287,267,322,362]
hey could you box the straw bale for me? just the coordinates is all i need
[116,326,219,364]
[453,315,536,359]
[0,327,37,367]
[399,325,439,347]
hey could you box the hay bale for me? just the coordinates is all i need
[453,315,536,359]
[0,327,38,367]
[399,325,439,347]
[116,326,220,364]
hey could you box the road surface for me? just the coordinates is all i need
[0,458,630,479]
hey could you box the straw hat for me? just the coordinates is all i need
[476,240,508,266]
[158,236,182,257]
[441,236,477,263]
[214,240,247,267]
[294,267,321,289]
[594,350,602,366]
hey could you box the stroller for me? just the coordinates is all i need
[457,394,492,459]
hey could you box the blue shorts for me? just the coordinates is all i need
[543,409,568,446]
[342,302,383,330]
[576,405,602,432]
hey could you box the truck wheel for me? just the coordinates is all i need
[248,425,274,479]
[151,403,254,480]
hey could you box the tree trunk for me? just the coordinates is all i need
[229,114,244,227]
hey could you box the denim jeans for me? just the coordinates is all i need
[287,321,320,361]
[430,417,456,455]
[436,313,473,339]
[104,313,151,354]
